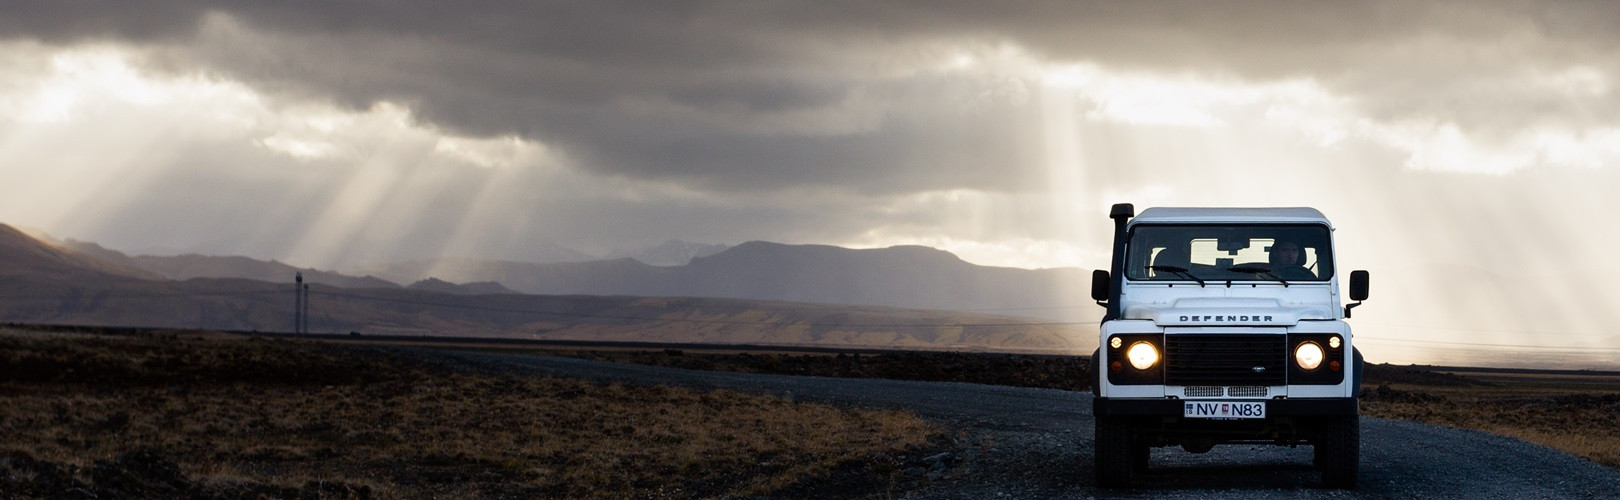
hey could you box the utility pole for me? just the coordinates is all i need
[294,272,304,334]
[302,283,310,334]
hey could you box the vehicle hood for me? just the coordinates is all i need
[1123,297,1337,327]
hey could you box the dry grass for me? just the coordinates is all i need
[1360,365,1620,469]
[540,349,1620,471]
[0,329,943,498]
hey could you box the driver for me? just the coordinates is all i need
[1268,240,1314,280]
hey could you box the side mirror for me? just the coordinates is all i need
[1345,270,1369,318]
[1091,269,1110,304]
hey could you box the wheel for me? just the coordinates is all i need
[1094,416,1132,487]
[1130,441,1150,472]
[1317,415,1360,489]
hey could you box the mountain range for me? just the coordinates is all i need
[3,225,1097,352]
[603,239,730,267]
[62,235,1094,322]
[347,242,1093,321]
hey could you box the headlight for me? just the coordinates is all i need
[1126,341,1159,370]
[1295,341,1325,371]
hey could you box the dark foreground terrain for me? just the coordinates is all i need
[0,328,943,498]
[6,327,1619,498]
[550,347,1620,469]
[428,348,1620,497]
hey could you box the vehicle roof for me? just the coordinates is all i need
[1131,207,1331,225]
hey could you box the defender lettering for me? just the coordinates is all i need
[1179,315,1273,322]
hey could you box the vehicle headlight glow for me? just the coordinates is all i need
[1295,341,1325,371]
[1126,341,1159,370]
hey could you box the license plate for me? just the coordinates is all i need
[1183,401,1266,419]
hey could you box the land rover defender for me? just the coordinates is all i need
[1089,204,1369,488]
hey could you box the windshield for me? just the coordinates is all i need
[1125,224,1334,282]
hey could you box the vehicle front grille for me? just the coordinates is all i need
[1164,335,1286,386]
[1227,386,1269,397]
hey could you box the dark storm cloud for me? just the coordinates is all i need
[0,1,205,43]
[3,0,1618,194]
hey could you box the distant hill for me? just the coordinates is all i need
[406,278,517,295]
[52,239,157,277]
[57,239,399,289]
[355,241,1094,321]
[0,224,1095,353]
[132,254,399,289]
[679,242,1087,314]
[347,257,666,293]
[0,226,158,281]
[606,240,730,266]
[102,238,1092,322]
[49,232,1096,323]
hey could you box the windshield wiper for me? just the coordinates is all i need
[1228,266,1289,287]
[1148,265,1206,287]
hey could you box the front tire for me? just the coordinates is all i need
[1317,415,1360,489]
[1095,416,1132,487]
[1130,440,1150,472]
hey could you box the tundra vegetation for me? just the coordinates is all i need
[0,328,942,498]
[6,327,1617,498]
[559,347,1620,470]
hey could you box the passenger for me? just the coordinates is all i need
[1150,246,1191,278]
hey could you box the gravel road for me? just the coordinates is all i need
[414,349,1620,498]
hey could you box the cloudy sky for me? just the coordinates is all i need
[2,1,1618,366]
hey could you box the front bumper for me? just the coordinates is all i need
[1094,397,1358,417]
